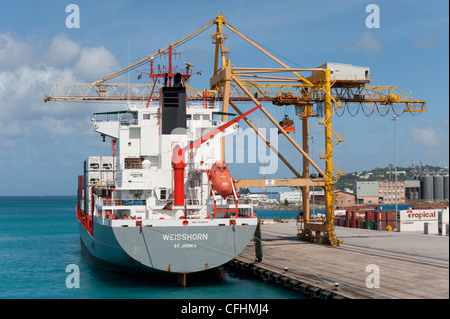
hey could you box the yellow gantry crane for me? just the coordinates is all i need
[44,14,426,246]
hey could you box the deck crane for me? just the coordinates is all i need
[44,14,427,246]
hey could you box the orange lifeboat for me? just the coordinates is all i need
[209,161,233,199]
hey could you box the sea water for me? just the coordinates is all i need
[0,196,304,299]
[255,209,325,220]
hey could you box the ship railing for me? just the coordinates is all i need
[155,199,171,207]
[124,163,143,169]
[205,199,232,206]
[227,198,252,205]
[77,203,93,235]
[100,199,146,206]
[93,111,123,122]
[87,180,115,188]
[119,113,138,126]
[184,199,201,206]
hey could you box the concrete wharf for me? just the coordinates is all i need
[229,221,449,299]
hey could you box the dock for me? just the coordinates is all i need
[229,221,449,299]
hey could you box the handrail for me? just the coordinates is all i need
[76,203,93,235]
[100,199,146,206]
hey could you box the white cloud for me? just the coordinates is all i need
[47,34,81,67]
[409,122,441,148]
[31,116,77,137]
[0,120,27,137]
[0,33,34,70]
[346,31,382,55]
[74,46,119,81]
[0,65,77,123]
[0,32,120,150]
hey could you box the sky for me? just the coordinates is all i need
[0,0,448,196]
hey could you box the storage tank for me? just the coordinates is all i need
[421,174,434,201]
[433,175,444,201]
[444,174,449,201]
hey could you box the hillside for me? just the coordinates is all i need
[335,164,449,191]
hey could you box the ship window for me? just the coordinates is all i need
[125,157,143,169]
[143,114,151,120]
[160,189,167,200]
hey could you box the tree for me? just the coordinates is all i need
[284,198,289,206]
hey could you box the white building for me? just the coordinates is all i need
[244,193,268,204]
[278,191,302,204]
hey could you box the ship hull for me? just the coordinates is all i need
[79,218,257,274]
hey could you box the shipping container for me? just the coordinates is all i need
[398,208,442,232]
[413,204,449,209]
[85,171,101,187]
[101,171,115,185]
[339,207,401,230]
[334,209,346,217]
[376,205,411,211]
[366,220,375,229]
[78,175,84,188]
[100,156,115,171]
[351,211,366,220]
[386,220,396,229]
[84,187,92,215]
[385,211,396,220]
[86,156,101,171]
[77,188,83,200]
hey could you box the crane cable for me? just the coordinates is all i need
[104,18,215,83]
[376,103,391,117]
[346,102,360,117]
[361,103,376,117]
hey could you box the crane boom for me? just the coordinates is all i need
[43,14,428,247]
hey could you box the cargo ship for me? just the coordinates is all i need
[76,53,259,285]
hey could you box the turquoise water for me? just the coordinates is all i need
[0,197,304,299]
[255,209,325,220]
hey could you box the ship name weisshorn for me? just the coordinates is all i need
[162,233,209,241]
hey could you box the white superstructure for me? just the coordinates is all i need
[88,101,246,221]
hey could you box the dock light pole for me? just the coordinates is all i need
[310,135,316,217]
[391,115,399,230]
